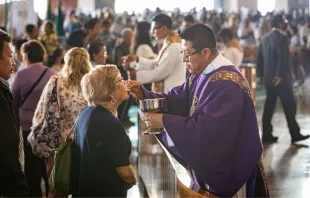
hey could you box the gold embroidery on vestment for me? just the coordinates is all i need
[151,32,181,93]
[209,70,252,98]
[189,96,199,117]
[259,157,269,196]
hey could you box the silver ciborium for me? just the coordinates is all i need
[139,98,164,135]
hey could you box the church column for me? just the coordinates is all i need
[238,0,257,10]
[225,0,258,12]
[225,0,238,12]
[4,0,8,27]
[95,0,115,11]
[214,0,226,10]
[77,0,95,15]
[288,0,309,13]
[275,0,289,13]
[77,0,115,15]
[274,0,309,13]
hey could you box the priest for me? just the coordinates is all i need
[122,13,186,93]
[127,23,269,197]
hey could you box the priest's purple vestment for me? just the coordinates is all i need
[141,65,269,197]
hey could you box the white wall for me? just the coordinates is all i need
[226,0,238,12]
[274,0,288,13]
[114,0,214,13]
[95,0,115,10]
[9,0,37,37]
[225,0,258,12]
[78,0,95,15]
[258,0,276,15]
[0,4,4,26]
[239,0,257,10]
[33,0,47,19]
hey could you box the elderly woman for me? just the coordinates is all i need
[71,65,136,197]
[11,40,56,197]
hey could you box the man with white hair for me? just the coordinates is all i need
[113,27,134,125]
[114,28,134,70]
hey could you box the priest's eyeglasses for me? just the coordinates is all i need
[180,50,200,59]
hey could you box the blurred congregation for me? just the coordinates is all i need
[1,0,310,197]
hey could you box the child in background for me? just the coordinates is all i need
[39,21,58,55]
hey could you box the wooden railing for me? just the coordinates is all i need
[239,63,256,104]
[138,119,204,198]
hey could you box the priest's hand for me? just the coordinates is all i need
[126,80,145,100]
[122,54,137,64]
[144,113,164,129]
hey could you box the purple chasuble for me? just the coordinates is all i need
[142,66,269,197]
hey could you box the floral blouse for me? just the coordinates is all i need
[33,75,87,140]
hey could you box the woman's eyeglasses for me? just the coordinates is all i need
[115,77,125,84]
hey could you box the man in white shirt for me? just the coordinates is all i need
[218,28,244,67]
[299,17,310,47]
[122,14,186,92]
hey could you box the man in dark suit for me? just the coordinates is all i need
[257,14,310,143]
[0,29,28,196]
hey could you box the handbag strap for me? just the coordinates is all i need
[20,68,48,106]
[55,76,61,109]
[64,120,77,142]
[64,107,87,142]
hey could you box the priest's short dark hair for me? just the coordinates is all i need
[180,23,217,53]
[152,13,172,30]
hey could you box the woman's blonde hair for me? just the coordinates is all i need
[81,65,120,106]
[60,47,92,88]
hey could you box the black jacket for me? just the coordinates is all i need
[257,30,292,86]
[0,80,28,196]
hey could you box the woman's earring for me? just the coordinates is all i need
[111,97,116,104]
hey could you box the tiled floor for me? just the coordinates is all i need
[256,84,310,198]
[127,83,310,198]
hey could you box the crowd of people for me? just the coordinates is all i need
[1,5,310,198]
